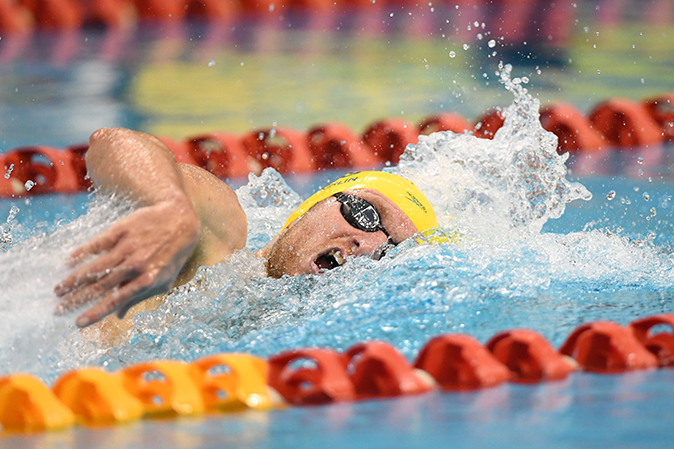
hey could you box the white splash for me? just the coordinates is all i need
[393,63,591,240]
[0,195,134,376]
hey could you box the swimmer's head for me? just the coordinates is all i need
[257,171,438,278]
[283,171,438,233]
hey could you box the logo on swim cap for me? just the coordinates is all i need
[283,171,438,232]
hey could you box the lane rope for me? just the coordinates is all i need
[1,313,672,432]
[1,94,671,198]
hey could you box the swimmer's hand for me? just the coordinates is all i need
[54,198,200,327]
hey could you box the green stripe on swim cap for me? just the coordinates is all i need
[283,171,438,232]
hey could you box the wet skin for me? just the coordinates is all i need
[54,128,417,328]
[257,188,418,278]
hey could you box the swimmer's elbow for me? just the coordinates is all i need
[89,127,127,147]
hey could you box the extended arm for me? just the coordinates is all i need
[55,128,246,327]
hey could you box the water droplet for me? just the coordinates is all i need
[597,69,601,74]
[462,44,470,50]
[488,39,496,48]
[643,192,650,201]
[208,59,215,67]
[650,207,657,217]
[449,51,456,58]
[24,180,35,191]
[637,157,643,164]
[607,190,616,200]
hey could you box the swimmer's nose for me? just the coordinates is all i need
[351,231,390,258]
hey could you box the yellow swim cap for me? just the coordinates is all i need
[283,171,438,232]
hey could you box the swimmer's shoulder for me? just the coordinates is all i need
[177,164,248,282]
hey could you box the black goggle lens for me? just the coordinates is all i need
[333,193,389,237]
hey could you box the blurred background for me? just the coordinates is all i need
[0,0,672,151]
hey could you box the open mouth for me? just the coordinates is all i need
[314,249,346,272]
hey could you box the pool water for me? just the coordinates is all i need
[1,1,674,447]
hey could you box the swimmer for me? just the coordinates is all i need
[54,128,437,329]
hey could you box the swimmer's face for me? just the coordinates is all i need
[259,189,418,277]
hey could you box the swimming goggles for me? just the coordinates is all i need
[333,192,396,259]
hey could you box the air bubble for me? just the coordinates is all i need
[462,44,470,50]
[643,192,650,201]
[607,190,616,200]
[449,51,456,58]
[488,39,496,48]
[24,180,35,191]
[208,59,216,67]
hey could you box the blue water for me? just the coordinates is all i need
[2,370,674,448]
[2,2,674,446]
[2,89,674,448]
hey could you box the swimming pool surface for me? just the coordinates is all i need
[1,1,674,447]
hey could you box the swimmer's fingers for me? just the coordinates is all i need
[66,226,124,266]
[54,248,127,297]
[74,271,164,328]
[55,263,137,314]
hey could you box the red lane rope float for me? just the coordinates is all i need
[341,341,432,399]
[82,0,138,29]
[19,0,83,31]
[0,154,11,196]
[414,334,510,391]
[0,146,81,197]
[627,314,674,367]
[64,143,93,191]
[559,321,659,373]
[134,0,235,21]
[539,103,606,154]
[473,109,505,139]
[486,329,576,383]
[644,94,674,142]
[362,118,419,165]
[268,348,356,405]
[241,127,315,174]
[1,313,674,433]
[183,132,251,178]
[0,0,34,35]
[308,122,380,170]
[589,98,665,149]
[418,112,473,135]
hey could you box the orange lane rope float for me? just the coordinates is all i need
[0,313,673,433]
[1,93,672,199]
